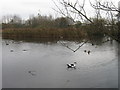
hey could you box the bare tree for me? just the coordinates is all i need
[117,1,120,21]
[52,0,119,53]
[2,15,22,24]
[52,0,93,52]
[89,0,120,42]
[89,0,120,21]
[2,15,13,23]
[52,0,93,23]
[10,15,22,24]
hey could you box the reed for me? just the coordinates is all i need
[2,28,86,40]
[2,24,119,43]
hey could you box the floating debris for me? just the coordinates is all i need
[12,41,15,43]
[22,49,27,51]
[67,80,70,82]
[10,50,14,52]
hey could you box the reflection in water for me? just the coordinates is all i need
[2,39,118,88]
[3,34,108,45]
[28,71,37,76]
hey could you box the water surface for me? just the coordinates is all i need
[2,39,118,88]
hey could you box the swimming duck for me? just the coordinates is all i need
[84,50,87,52]
[23,49,27,51]
[10,50,14,52]
[67,62,77,68]
[6,43,9,45]
[91,43,94,46]
[88,50,90,54]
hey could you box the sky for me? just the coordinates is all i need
[0,0,56,19]
[0,0,119,20]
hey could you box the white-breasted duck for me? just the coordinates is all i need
[67,62,77,68]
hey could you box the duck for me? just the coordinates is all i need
[67,62,77,68]
[88,50,91,54]
[84,50,87,52]
[10,50,14,52]
[22,49,27,51]
[6,43,9,45]
[91,43,94,46]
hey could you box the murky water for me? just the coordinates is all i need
[2,39,118,88]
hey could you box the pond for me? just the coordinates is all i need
[2,39,118,88]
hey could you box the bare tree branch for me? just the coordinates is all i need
[62,1,93,23]
[89,0,120,13]
[53,0,93,23]
[52,0,66,16]
[59,40,88,52]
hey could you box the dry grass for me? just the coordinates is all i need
[2,28,87,40]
